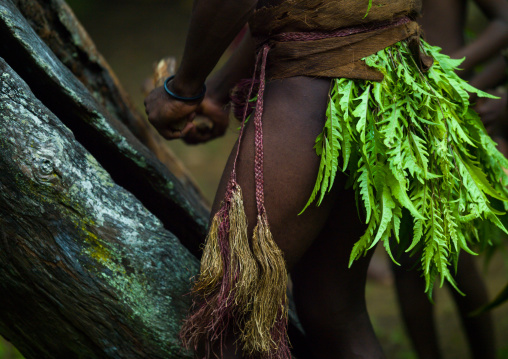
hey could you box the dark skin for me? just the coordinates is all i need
[145,0,384,358]
[392,1,508,359]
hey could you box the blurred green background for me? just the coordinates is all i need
[1,0,507,358]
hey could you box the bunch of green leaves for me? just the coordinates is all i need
[303,40,508,294]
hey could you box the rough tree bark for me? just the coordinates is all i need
[0,0,210,256]
[0,0,206,357]
[12,0,207,205]
[0,1,308,358]
[0,57,198,358]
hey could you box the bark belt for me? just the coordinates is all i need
[250,0,425,81]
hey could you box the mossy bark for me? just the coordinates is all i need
[0,0,207,357]
[0,55,199,358]
[12,0,208,210]
[0,0,209,256]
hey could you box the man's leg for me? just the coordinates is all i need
[391,251,495,359]
[211,76,343,267]
[450,252,496,359]
[206,76,348,358]
[391,254,442,359]
[291,186,385,359]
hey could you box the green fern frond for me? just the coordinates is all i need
[302,39,508,294]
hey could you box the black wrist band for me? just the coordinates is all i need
[163,76,206,101]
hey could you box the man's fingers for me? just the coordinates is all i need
[183,126,213,144]
[146,93,228,143]
[159,129,185,139]
[184,133,211,145]
[144,86,202,137]
[158,120,196,140]
[181,122,196,137]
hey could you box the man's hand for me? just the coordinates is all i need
[183,96,230,144]
[144,86,201,139]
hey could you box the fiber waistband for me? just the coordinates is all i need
[254,16,423,82]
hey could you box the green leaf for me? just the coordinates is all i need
[299,137,326,214]
[457,151,508,201]
[369,186,396,249]
[354,85,371,142]
[349,217,377,267]
[303,39,508,297]
[460,81,500,99]
[358,164,375,223]
[386,172,425,220]
[364,0,373,18]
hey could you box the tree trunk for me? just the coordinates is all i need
[0,0,205,357]
[0,1,308,357]
[0,52,199,357]
[0,0,210,256]
[12,0,207,205]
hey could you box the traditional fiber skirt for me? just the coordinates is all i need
[180,39,508,359]
[305,39,508,293]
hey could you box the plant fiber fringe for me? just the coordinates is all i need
[180,45,290,358]
[180,185,290,358]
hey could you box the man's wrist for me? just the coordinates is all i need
[206,75,236,106]
[171,73,206,99]
[164,76,206,102]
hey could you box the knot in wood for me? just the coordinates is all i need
[32,151,58,184]
[39,158,53,176]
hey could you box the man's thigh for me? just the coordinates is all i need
[211,76,337,269]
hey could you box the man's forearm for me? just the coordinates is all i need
[207,29,256,104]
[452,0,508,72]
[453,20,508,73]
[469,56,507,91]
[172,0,257,97]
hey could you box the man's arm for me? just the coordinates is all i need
[205,29,256,106]
[183,30,257,144]
[469,55,507,90]
[452,0,508,72]
[172,0,258,97]
[144,0,257,139]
